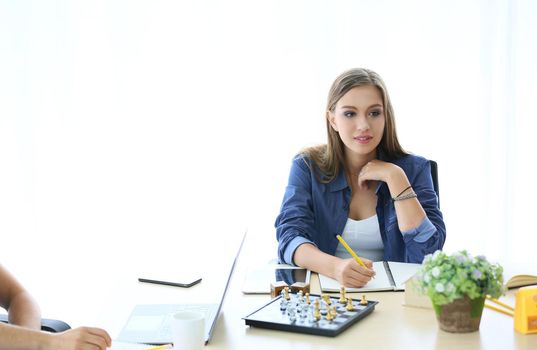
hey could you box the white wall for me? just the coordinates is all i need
[1,0,536,327]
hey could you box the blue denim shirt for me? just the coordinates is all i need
[275,153,446,265]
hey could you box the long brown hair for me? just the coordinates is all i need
[303,68,407,183]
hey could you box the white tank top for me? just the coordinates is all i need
[335,215,384,262]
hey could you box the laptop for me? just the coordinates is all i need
[117,231,246,345]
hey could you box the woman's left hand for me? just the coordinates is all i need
[357,160,402,189]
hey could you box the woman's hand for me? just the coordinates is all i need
[357,160,404,190]
[47,327,112,350]
[333,257,376,288]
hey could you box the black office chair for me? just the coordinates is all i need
[429,160,440,207]
[0,314,71,333]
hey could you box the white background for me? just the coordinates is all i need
[1,0,536,328]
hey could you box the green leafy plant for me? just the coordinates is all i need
[416,250,505,306]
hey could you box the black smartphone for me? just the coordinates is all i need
[274,268,311,285]
[138,277,202,288]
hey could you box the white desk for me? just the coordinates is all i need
[99,233,536,350]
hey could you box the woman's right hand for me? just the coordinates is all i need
[333,258,376,288]
[46,327,112,350]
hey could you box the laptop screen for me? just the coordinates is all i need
[205,230,246,343]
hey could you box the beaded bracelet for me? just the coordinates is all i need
[393,192,418,202]
[394,185,412,198]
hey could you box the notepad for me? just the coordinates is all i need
[319,261,421,292]
[502,263,537,289]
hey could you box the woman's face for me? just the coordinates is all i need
[328,85,385,159]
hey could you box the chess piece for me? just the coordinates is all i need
[300,303,309,318]
[270,281,289,299]
[318,296,328,315]
[284,287,290,301]
[322,294,332,305]
[330,306,338,319]
[360,294,368,305]
[290,282,310,294]
[280,293,288,311]
[279,289,289,311]
[313,299,321,321]
[297,290,304,303]
[346,297,354,311]
[339,286,346,304]
[313,307,321,321]
[287,304,297,322]
[325,308,334,321]
[307,307,315,323]
[305,293,311,305]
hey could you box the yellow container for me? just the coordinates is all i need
[515,286,537,334]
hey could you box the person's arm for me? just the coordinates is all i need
[357,159,425,231]
[276,157,375,287]
[358,159,446,261]
[391,160,446,260]
[48,327,112,350]
[293,243,375,288]
[0,323,50,350]
[0,265,112,349]
[0,265,41,329]
[0,324,112,350]
[275,156,318,265]
[385,165,427,231]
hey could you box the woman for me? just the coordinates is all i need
[0,264,112,350]
[275,68,445,288]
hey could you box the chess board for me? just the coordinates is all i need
[243,292,378,337]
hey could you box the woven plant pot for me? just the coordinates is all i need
[432,296,485,333]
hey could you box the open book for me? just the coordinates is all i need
[506,274,537,289]
[504,268,537,289]
[319,261,421,292]
[502,263,537,289]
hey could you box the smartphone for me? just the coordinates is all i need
[274,268,311,285]
[138,277,202,288]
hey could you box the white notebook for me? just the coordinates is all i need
[319,261,421,292]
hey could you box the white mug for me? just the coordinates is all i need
[171,311,205,350]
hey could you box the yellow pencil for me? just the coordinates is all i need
[336,234,367,268]
[486,295,515,311]
[146,344,173,350]
[484,303,514,317]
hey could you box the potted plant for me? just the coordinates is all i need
[415,250,504,333]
